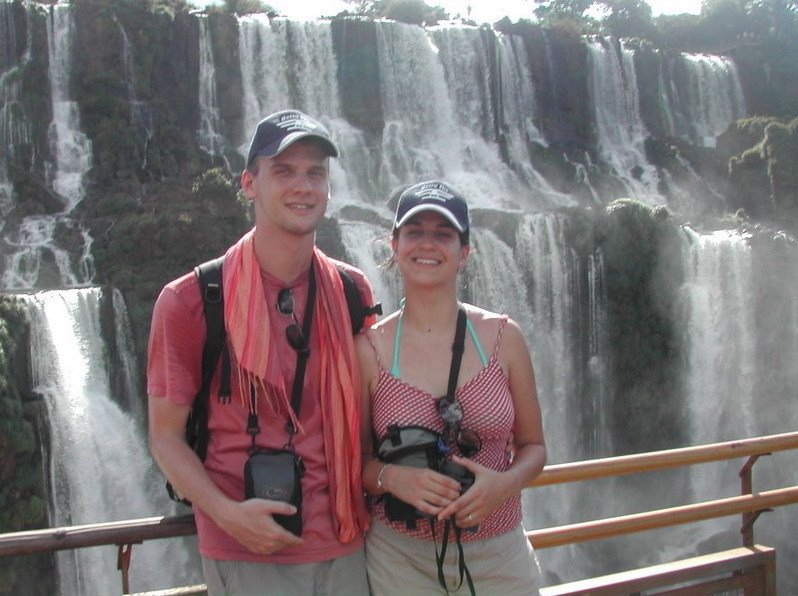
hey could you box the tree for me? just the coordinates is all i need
[699,0,748,44]
[601,0,655,38]
[748,0,798,42]
[221,0,275,16]
[341,0,448,25]
[533,0,600,32]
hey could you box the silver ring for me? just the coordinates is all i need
[467,514,473,520]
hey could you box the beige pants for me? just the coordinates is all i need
[366,518,541,596]
[201,547,368,596]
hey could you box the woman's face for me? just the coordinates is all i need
[392,211,469,286]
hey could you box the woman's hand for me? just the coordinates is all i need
[435,456,517,529]
[382,464,463,518]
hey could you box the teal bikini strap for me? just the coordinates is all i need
[392,305,487,377]
[391,308,403,377]
[466,318,488,367]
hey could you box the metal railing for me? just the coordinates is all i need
[1,431,797,594]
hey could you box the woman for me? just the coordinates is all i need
[356,180,547,595]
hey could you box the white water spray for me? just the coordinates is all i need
[24,289,197,594]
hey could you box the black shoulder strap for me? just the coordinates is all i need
[188,255,229,461]
[446,306,468,400]
[167,255,228,504]
[337,266,382,334]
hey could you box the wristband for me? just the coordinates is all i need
[376,463,392,492]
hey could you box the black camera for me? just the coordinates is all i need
[244,449,304,536]
[435,457,475,493]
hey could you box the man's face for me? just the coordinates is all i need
[241,140,331,238]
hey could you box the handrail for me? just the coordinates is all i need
[1,431,796,590]
[531,431,798,486]
[528,485,798,548]
[0,513,196,557]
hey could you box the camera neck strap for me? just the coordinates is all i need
[431,519,475,596]
[436,305,467,446]
[247,265,316,453]
[446,306,467,401]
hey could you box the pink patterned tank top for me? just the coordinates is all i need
[367,316,522,542]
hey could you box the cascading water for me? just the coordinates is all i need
[2,3,94,289]
[224,16,795,589]
[0,1,21,222]
[2,4,199,593]
[3,6,797,593]
[23,289,197,594]
[197,14,224,158]
[587,37,660,204]
[45,3,91,210]
[115,14,154,170]
[658,51,747,147]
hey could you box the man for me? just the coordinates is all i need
[147,110,373,594]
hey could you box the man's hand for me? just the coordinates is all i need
[215,498,304,554]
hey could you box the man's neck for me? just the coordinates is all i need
[252,227,316,283]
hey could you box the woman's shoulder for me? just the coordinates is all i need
[462,303,526,350]
[461,303,509,327]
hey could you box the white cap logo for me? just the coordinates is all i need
[415,183,454,203]
[277,113,322,133]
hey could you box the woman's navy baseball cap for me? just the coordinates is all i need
[394,180,470,244]
[246,109,338,166]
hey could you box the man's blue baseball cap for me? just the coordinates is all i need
[246,109,338,166]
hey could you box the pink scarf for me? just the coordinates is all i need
[222,230,369,542]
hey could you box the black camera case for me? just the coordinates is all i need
[244,449,304,536]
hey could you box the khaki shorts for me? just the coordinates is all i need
[201,547,368,596]
[366,518,541,595]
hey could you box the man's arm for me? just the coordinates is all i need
[148,395,304,554]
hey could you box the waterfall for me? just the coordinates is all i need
[515,213,583,460]
[197,14,224,158]
[2,7,797,593]
[2,3,94,289]
[681,229,757,440]
[658,52,747,147]
[45,3,92,210]
[115,14,154,169]
[237,15,342,152]
[587,37,661,204]
[376,22,570,209]
[0,1,31,228]
[23,289,197,594]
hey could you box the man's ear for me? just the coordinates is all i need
[239,168,256,200]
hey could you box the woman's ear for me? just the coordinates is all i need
[459,245,471,268]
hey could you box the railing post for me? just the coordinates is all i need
[739,453,771,548]
[117,543,133,594]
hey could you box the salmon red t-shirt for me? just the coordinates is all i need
[147,261,371,563]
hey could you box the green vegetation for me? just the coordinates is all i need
[728,116,798,220]
[207,0,276,16]
[0,298,50,594]
[342,0,448,25]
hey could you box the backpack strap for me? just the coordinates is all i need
[187,255,229,462]
[337,266,382,334]
[167,255,228,504]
